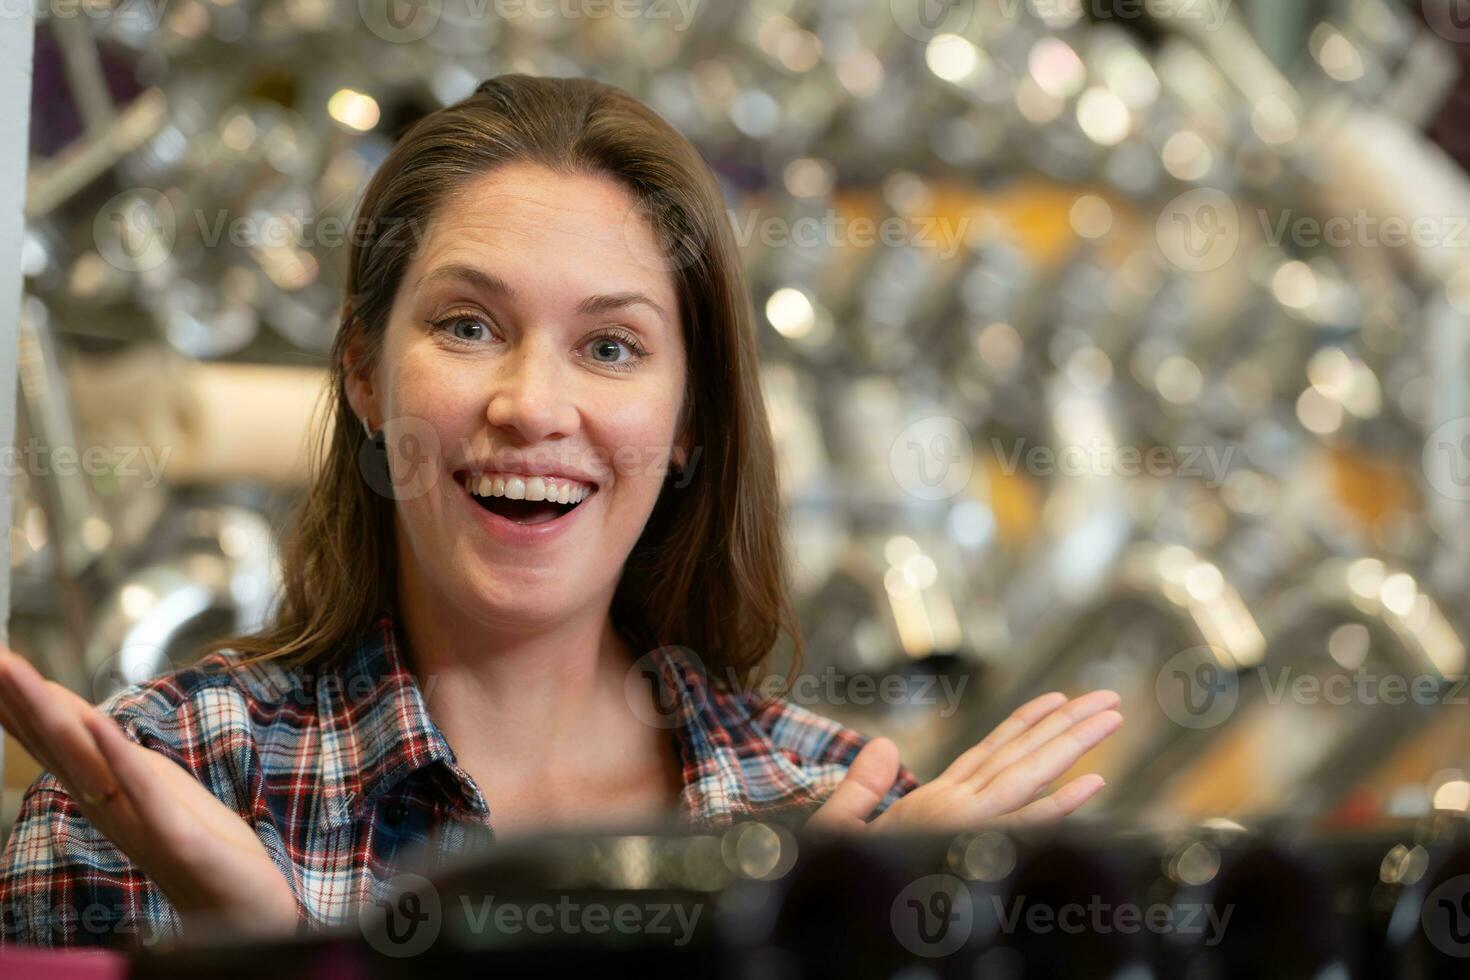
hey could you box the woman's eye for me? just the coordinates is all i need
[585,332,647,371]
[447,316,486,342]
[590,337,630,363]
[430,313,492,343]
[432,314,644,369]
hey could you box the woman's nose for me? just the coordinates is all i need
[485,340,579,442]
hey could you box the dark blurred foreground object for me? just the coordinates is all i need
[120,814,1470,979]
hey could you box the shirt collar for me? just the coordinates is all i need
[315,612,472,829]
[639,643,826,828]
[313,612,825,831]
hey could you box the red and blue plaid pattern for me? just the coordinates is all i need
[0,612,917,948]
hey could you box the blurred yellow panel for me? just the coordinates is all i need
[983,452,1043,548]
[1324,445,1420,529]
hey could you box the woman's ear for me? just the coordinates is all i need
[342,323,378,430]
[673,371,693,470]
[673,396,693,472]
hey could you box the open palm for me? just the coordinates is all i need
[0,647,298,938]
[809,690,1123,833]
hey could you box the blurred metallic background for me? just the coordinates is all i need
[8,0,1470,844]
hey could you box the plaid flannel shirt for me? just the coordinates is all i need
[0,611,919,949]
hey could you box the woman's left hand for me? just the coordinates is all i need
[806,689,1123,834]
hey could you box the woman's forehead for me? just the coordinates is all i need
[414,168,677,300]
[442,165,638,235]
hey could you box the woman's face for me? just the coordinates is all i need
[347,162,689,631]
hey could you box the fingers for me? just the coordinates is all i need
[80,709,183,840]
[997,773,1107,827]
[964,690,1121,792]
[0,652,51,766]
[0,650,118,805]
[974,710,1123,817]
[940,691,1067,784]
[806,737,901,834]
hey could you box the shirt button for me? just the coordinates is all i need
[385,802,409,825]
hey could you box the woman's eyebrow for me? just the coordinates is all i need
[415,263,669,325]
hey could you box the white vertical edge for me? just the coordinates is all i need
[0,13,36,797]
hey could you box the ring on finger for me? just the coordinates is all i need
[80,785,118,807]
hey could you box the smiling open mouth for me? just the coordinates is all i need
[456,471,595,526]
[475,495,577,524]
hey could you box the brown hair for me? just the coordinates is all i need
[200,74,802,695]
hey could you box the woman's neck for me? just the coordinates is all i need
[389,564,685,835]
[392,561,640,778]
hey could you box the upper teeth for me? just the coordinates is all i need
[463,473,592,505]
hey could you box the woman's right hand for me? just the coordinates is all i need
[809,689,1123,833]
[0,646,300,939]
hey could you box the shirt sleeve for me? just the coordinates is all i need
[746,692,923,822]
[871,758,922,819]
[0,771,183,949]
[0,670,257,950]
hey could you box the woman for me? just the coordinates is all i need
[0,74,1122,949]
